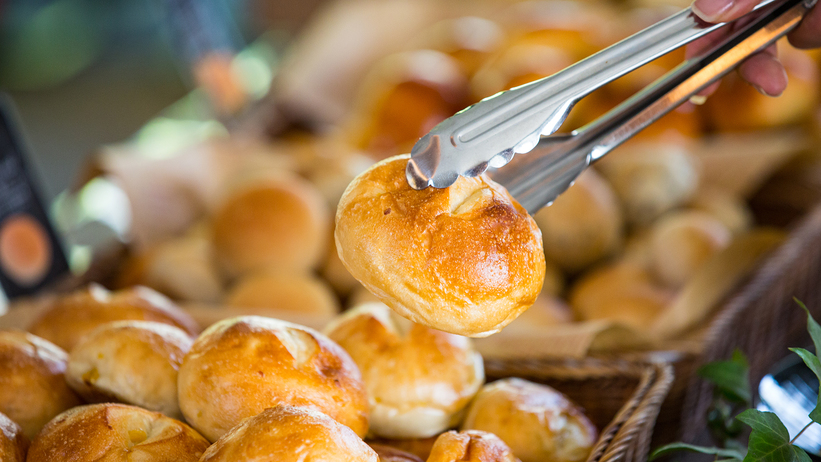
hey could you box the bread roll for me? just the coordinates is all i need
[568,263,672,330]
[225,271,340,316]
[410,17,505,75]
[178,316,368,442]
[336,155,545,337]
[201,405,377,462]
[370,444,424,462]
[65,321,193,419]
[347,285,383,308]
[367,437,439,460]
[0,331,81,439]
[533,170,623,273]
[0,411,28,462]
[597,142,699,226]
[26,403,209,462]
[649,211,732,288]
[28,284,199,351]
[461,378,597,462]
[541,259,565,298]
[211,172,329,277]
[688,187,753,235]
[322,230,361,298]
[506,295,572,329]
[325,303,484,438]
[427,430,519,462]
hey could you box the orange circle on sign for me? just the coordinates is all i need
[0,214,52,287]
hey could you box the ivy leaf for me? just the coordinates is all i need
[650,443,745,461]
[736,410,811,462]
[699,348,752,404]
[794,299,821,423]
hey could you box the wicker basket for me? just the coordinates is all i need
[484,357,674,462]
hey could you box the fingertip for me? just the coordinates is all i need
[739,54,788,96]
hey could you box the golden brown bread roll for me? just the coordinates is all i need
[461,378,597,462]
[533,170,623,273]
[597,142,699,226]
[427,430,519,462]
[0,331,81,439]
[0,411,28,462]
[225,271,340,316]
[649,210,732,288]
[28,284,199,352]
[506,294,572,329]
[366,437,439,460]
[325,303,484,438]
[336,155,545,337]
[211,172,329,277]
[201,405,377,462]
[65,321,193,419]
[688,187,753,236]
[568,263,672,331]
[370,444,425,462]
[26,403,209,462]
[178,316,369,442]
[322,227,362,298]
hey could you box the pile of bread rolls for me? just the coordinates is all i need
[0,284,598,461]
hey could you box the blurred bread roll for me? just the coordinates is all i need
[322,229,361,298]
[115,226,223,304]
[370,444,425,462]
[427,430,519,462]
[0,410,28,462]
[28,284,199,352]
[366,437,439,460]
[178,316,368,442]
[461,378,597,462]
[348,284,383,308]
[336,155,545,337]
[533,170,623,273]
[568,263,672,330]
[346,50,469,158]
[649,211,732,288]
[506,295,572,329]
[325,303,484,438]
[65,321,193,419]
[211,172,329,277]
[26,403,209,462]
[688,187,753,235]
[541,259,565,298]
[410,17,505,75]
[597,142,699,226]
[225,271,339,316]
[704,43,819,131]
[0,331,81,439]
[200,406,378,462]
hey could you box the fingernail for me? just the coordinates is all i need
[692,0,734,22]
[752,84,781,97]
[689,95,708,105]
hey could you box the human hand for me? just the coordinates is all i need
[689,0,821,96]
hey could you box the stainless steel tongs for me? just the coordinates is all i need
[405,0,817,213]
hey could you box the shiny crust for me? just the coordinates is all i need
[200,406,378,462]
[28,284,199,352]
[461,378,597,462]
[212,173,329,276]
[66,321,194,419]
[26,403,209,462]
[335,155,545,337]
[427,430,519,462]
[0,412,28,462]
[0,330,81,439]
[178,316,369,442]
[225,271,340,315]
[325,303,484,438]
[370,444,424,462]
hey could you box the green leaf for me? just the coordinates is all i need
[788,347,821,424]
[794,299,821,355]
[699,348,752,404]
[736,410,811,462]
[650,443,745,461]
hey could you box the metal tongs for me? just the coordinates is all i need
[406,0,817,213]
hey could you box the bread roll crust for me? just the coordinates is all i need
[461,378,597,462]
[0,330,81,439]
[28,284,199,352]
[370,444,425,462]
[26,403,209,462]
[335,155,545,337]
[0,411,28,462]
[178,316,369,442]
[201,406,378,462]
[66,321,193,419]
[326,303,484,438]
[427,430,519,462]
